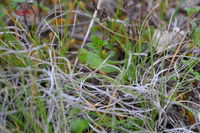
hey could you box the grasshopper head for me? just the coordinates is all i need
[78,48,88,63]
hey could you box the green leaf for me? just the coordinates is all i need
[90,36,107,48]
[91,35,99,45]
[39,3,50,11]
[190,68,200,79]
[0,5,5,19]
[184,7,200,16]
[71,119,89,133]
[193,71,200,79]
[87,42,100,54]
[87,36,109,56]
[194,28,200,46]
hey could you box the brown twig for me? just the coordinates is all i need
[167,30,189,74]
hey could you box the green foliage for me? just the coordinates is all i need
[39,2,50,11]
[69,108,82,116]
[70,119,89,133]
[0,5,5,19]
[189,21,200,46]
[185,7,200,47]
[182,59,200,79]
[160,0,166,20]
[87,36,108,54]
[193,28,200,46]
[88,111,144,131]
[184,7,200,16]
[191,69,200,79]
[87,35,116,59]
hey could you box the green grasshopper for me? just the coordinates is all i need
[78,49,122,73]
